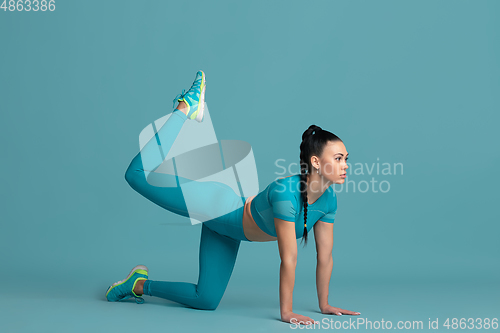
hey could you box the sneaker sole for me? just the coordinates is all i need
[191,70,206,123]
[195,84,206,123]
[106,264,149,299]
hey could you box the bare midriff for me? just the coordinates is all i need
[242,195,278,242]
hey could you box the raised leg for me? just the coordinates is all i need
[124,109,192,217]
[125,106,246,224]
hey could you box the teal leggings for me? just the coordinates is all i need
[124,109,251,310]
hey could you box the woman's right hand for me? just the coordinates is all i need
[281,311,319,325]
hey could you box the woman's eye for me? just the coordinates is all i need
[345,158,349,161]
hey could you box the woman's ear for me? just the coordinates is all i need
[310,155,320,170]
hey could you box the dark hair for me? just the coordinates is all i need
[299,125,342,246]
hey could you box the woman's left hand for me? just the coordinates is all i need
[320,304,360,316]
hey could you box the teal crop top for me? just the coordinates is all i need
[250,174,337,238]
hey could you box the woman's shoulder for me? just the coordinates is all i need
[267,174,301,203]
[268,174,301,192]
[326,185,338,210]
[271,174,301,184]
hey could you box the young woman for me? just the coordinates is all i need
[105,70,360,325]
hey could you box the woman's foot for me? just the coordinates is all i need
[172,70,206,122]
[105,265,149,304]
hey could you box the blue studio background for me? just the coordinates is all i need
[1,1,498,332]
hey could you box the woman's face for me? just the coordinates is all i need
[316,140,349,185]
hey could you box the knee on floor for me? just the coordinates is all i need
[193,294,222,311]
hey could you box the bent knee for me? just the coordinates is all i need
[124,164,147,187]
[124,168,138,188]
[196,302,219,311]
[124,155,147,186]
[194,294,222,311]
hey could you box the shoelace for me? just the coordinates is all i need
[172,89,186,108]
[115,284,146,304]
[116,294,145,304]
[172,78,202,109]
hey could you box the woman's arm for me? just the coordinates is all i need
[275,218,317,325]
[313,220,334,311]
[275,217,297,315]
[313,220,361,316]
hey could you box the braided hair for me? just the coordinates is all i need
[299,124,342,246]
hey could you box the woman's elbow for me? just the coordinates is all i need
[280,257,297,267]
[316,253,333,264]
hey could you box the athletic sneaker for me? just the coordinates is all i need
[172,70,206,123]
[105,265,149,304]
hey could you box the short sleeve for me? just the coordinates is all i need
[269,183,297,222]
[319,190,337,223]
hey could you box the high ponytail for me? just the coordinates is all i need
[298,124,342,247]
